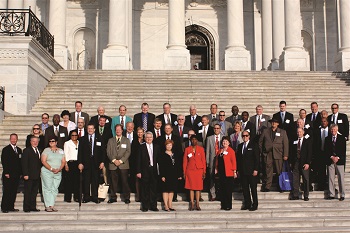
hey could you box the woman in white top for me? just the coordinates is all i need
[63,131,80,202]
[60,110,76,134]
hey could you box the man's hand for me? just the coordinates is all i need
[252,170,258,176]
[114,160,121,166]
[99,163,104,169]
[4,174,9,178]
[78,164,84,171]
[23,176,29,180]
[303,164,309,171]
[283,156,288,161]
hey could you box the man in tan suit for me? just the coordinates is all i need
[106,124,131,204]
[259,118,289,192]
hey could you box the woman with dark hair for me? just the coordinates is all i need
[183,135,206,211]
[25,124,45,150]
[41,135,66,212]
[59,110,76,134]
[216,136,237,211]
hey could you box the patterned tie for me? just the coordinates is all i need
[14,146,18,154]
[89,136,93,157]
[157,130,160,138]
[297,139,301,159]
[142,115,147,132]
[215,136,219,155]
[167,114,171,124]
[258,116,261,129]
[54,127,58,137]
[121,116,124,129]
[99,126,103,135]
[117,138,121,150]
[35,148,40,159]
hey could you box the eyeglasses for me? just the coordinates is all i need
[33,128,40,130]
[178,119,184,120]
[242,135,249,137]
[49,140,56,143]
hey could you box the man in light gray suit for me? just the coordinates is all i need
[106,124,131,204]
[249,105,271,138]
[207,103,219,126]
[205,124,224,201]
[213,111,233,136]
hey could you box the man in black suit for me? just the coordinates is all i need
[151,118,163,139]
[273,100,294,140]
[70,101,89,127]
[240,111,256,141]
[21,136,42,212]
[89,106,112,130]
[44,114,68,149]
[76,117,87,138]
[136,132,160,211]
[173,114,190,142]
[133,103,156,132]
[290,128,312,201]
[207,103,219,126]
[78,124,106,203]
[197,116,214,146]
[156,102,178,131]
[184,105,202,135]
[236,130,259,211]
[327,103,349,141]
[306,102,321,129]
[97,116,113,145]
[1,134,22,213]
[225,105,241,125]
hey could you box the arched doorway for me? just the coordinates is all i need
[185,24,215,70]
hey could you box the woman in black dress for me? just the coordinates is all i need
[159,139,182,211]
[129,127,144,202]
[26,124,45,150]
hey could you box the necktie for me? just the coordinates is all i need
[321,129,326,151]
[191,116,194,124]
[332,136,336,146]
[167,114,171,124]
[14,146,18,154]
[54,127,58,137]
[167,136,169,140]
[89,136,93,157]
[281,112,285,122]
[76,112,79,125]
[242,122,246,130]
[179,126,183,137]
[148,144,153,166]
[297,139,301,159]
[117,138,120,150]
[332,136,336,156]
[258,116,261,129]
[312,113,315,122]
[203,126,207,142]
[142,115,147,132]
[215,136,219,155]
[35,148,40,159]
[332,114,335,123]
[99,126,103,135]
[121,116,124,128]
[157,130,160,138]
[243,142,247,152]
[79,129,82,137]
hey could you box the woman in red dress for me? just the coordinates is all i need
[183,135,206,211]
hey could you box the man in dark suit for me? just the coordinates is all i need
[273,100,294,140]
[240,111,256,141]
[207,103,219,126]
[173,114,190,142]
[76,117,87,138]
[156,102,178,131]
[123,122,137,144]
[96,116,113,145]
[325,124,346,200]
[236,130,259,211]
[290,128,312,201]
[1,134,22,213]
[70,101,89,127]
[21,136,42,212]
[78,124,106,203]
[44,114,68,149]
[259,118,289,192]
[327,103,349,141]
[151,118,164,139]
[136,132,160,212]
[89,106,112,130]
[249,105,271,139]
[197,116,214,146]
[133,103,156,132]
[184,105,202,135]
[306,102,321,129]
[225,105,241,125]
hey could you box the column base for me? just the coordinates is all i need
[54,47,70,70]
[225,49,251,71]
[335,51,350,72]
[102,49,130,70]
[279,50,310,71]
[164,49,190,70]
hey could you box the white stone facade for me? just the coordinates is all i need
[1,0,348,71]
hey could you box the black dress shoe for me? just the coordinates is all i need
[9,209,19,212]
[304,197,309,201]
[224,208,231,211]
[30,209,40,212]
[240,206,250,210]
[107,199,117,204]
[249,206,258,211]
[339,197,345,201]
[93,199,100,204]
[1,210,8,213]
[141,208,148,212]
[64,200,71,203]
[124,199,130,204]
[172,199,178,202]
[24,210,30,213]
[150,208,159,211]
[289,196,299,200]
[326,196,335,200]
[261,188,270,192]
[82,199,90,203]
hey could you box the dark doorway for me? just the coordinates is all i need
[188,46,207,70]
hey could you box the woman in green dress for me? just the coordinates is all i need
[41,136,66,212]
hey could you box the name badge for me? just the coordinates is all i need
[197,122,203,127]
[60,133,65,137]
[183,134,188,138]
[96,142,101,146]
[223,151,228,155]
[285,119,290,124]
[121,144,127,149]
[338,119,343,123]
[19,154,22,159]
[174,121,178,125]
[275,133,281,136]
[106,119,109,123]
[294,140,298,145]
[305,134,310,139]
[305,124,310,129]
[261,118,265,122]
[248,148,252,151]
[188,153,193,158]
[198,129,203,133]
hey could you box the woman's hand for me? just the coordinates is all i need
[202,173,206,180]
[65,164,69,172]
[161,177,166,182]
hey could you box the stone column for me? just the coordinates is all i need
[261,0,272,70]
[225,0,251,70]
[49,0,69,69]
[279,0,309,71]
[335,0,350,71]
[102,0,130,70]
[8,0,23,9]
[271,0,285,70]
[24,0,37,13]
[164,0,190,70]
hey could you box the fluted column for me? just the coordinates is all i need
[164,0,190,70]
[49,0,69,69]
[271,0,285,70]
[24,0,36,13]
[335,0,350,71]
[261,0,272,70]
[102,0,130,70]
[279,0,309,71]
[225,0,251,70]
[8,0,23,9]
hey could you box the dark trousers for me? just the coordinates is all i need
[83,166,99,201]
[140,167,157,210]
[241,174,258,208]
[313,152,327,189]
[110,168,130,200]
[292,159,309,198]
[64,161,80,201]
[219,176,234,209]
[1,175,20,211]
[23,178,40,211]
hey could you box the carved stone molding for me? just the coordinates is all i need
[69,0,97,4]
[0,49,27,59]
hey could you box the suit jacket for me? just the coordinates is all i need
[106,136,131,170]
[89,115,112,130]
[259,127,289,159]
[184,114,202,134]
[70,111,89,127]
[197,125,214,145]
[1,145,22,177]
[216,146,237,177]
[241,121,256,140]
[151,128,165,139]
[44,125,69,149]
[313,126,329,155]
[291,137,313,166]
[111,115,133,136]
[249,114,271,135]
[173,125,190,142]
[122,131,138,144]
[206,134,224,170]
[273,111,294,139]
[78,134,106,170]
[325,134,346,166]
[136,143,160,179]
[236,141,259,176]
[133,112,155,133]
[97,125,113,146]
[212,120,233,136]
[306,112,321,129]
[156,113,178,130]
[154,134,182,158]
[225,114,242,125]
[327,113,349,139]
[21,147,42,180]
[207,114,219,126]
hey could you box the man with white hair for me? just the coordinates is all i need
[89,106,112,129]
[184,105,202,135]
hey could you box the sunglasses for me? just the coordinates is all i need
[242,135,249,137]
[33,128,40,130]
[49,140,56,143]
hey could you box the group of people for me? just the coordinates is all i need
[1,100,348,213]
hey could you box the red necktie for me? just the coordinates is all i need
[179,126,183,137]
[215,136,219,155]
[79,129,82,137]
[157,130,160,138]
